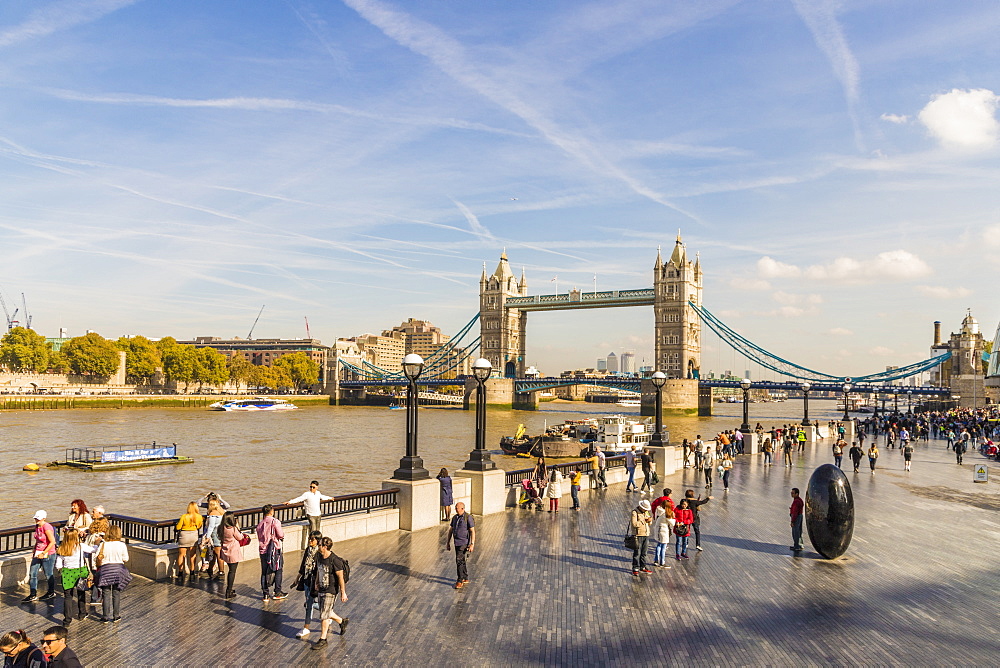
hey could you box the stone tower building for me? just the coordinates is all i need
[930,311,988,407]
[479,252,528,377]
[653,233,702,379]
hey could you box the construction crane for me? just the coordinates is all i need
[247,305,265,339]
[21,293,31,329]
[0,292,19,331]
[305,317,311,339]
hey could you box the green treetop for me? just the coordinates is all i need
[0,327,53,373]
[62,332,121,377]
[274,351,321,390]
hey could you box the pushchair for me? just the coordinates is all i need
[519,478,543,510]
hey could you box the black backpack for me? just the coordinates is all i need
[341,556,351,584]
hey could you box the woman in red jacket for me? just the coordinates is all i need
[673,499,695,560]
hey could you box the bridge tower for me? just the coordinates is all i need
[653,232,702,379]
[480,252,528,378]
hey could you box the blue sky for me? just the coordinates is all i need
[1,0,999,377]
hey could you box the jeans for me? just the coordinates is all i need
[704,468,712,486]
[631,536,648,571]
[851,457,861,472]
[655,541,668,565]
[791,515,803,550]
[869,457,877,471]
[675,535,689,557]
[260,555,283,595]
[626,467,636,491]
[100,586,121,620]
[692,520,701,547]
[784,451,793,466]
[570,484,580,508]
[764,452,772,465]
[722,469,731,489]
[303,582,316,625]
[29,553,56,594]
[834,455,842,468]
[695,452,703,469]
[455,544,470,581]
[640,470,652,491]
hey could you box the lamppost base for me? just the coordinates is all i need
[649,433,665,449]
[463,449,496,471]
[392,456,430,481]
[801,419,811,426]
[739,424,751,434]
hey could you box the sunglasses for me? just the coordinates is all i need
[41,639,62,645]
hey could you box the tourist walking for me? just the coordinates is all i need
[703,446,716,488]
[546,468,564,512]
[789,488,804,552]
[437,469,454,522]
[955,438,966,465]
[693,436,704,469]
[0,630,46,668]
[902,442,914,471]
[95,525,131,623]
[219,512,244,599]
[201,497,226,580]
[832,439,844,469]
[849,442,863,473]
[309,537,350,650]
[625,447,638,492]
[673,499,694,560]
[681,438,691,468]
[569,469,582,510]
[651,503,674,567]
[256,504,287,601]
[23,510,58,603]
[54,528,93,626]
[762,437,774,466]
[639,448,654,492]
[40,625,83,668]
[782,435,794,467]
[868,443,879,473]
[720,452,733,491]
[293,530,323,639]
[65,500,93,538]
[628,499,652,575]
[175,501,204,579]
[683,490,712,551]
[287,481,334,548]
[591,446,607,489]
[445,502,476,589]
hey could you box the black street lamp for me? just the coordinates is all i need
[872,388,880,419]
[393,354,429,480]
[739,378,752,433]
[906,389,913,414]
[841,382,852,421]
[893,390,899,413]
[650,371,666,447]
[464,358,496,471]
[800,381,811,426]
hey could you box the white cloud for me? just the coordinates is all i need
[0,0,137,48]
[757,256,801,278]
[803,250,932,282]
[728,278,771,291]
[880,113,909,124]
[772,291,823,306]
[984,225,1000,247]
[869,346,894,356]
[829,327,853,336]
[915,285,971,299]
[917,88,1000,150]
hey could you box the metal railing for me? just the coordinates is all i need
[0,489,399,555]
[504,454,626,487]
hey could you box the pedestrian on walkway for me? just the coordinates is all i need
[625,447,638,492]
[789,488,804,552]
[720,452,733,491]
[219,512,243,599]
[651,488,675,517]
[293,530,323,639]
[437,469,454,522]
[832,439,844,469]
[681,439,691,468]
[40,625,83,668]
[703,446,716,488]
[175,501,204,579]
[546,468,563,512]
[95,525,131,624]
[256,504,287,601]
[287,481,333,549]
[569,470,582,510]
[54,528,93,626]
[201,498,226,580]
[309,537,349,650]
[639,448,654,493]
[762,437,774,466]
[592,446,608,489]
[782,435,794,467]
[651,503,674,567]
[673,499,694,560]
[868,443,879,473]
[683,490,712,551]
[902,442,914,471]
[955,438,966,465]
[65,500,93,539]
[86,505,109,608]
[797,428,807,452]
[628,499,652,575]
[0,630,46,668]
[693,436,704,470]
[23,510,58,603]
[445,502,475,589]
[849,442,863,473]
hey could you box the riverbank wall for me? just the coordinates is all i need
[0,395,332,410]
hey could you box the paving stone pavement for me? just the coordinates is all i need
[3,435,998,667]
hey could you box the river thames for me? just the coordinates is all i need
[0,400,850,524]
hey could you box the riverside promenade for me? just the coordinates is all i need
[3,437,998,667]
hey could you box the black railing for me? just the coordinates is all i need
[504,455,626,487]
[0,489,399,555]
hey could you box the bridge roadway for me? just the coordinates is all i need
[4,435,996,666]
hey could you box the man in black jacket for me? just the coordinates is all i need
[683,490,713,551]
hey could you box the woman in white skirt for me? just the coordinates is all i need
[546,469,564,512]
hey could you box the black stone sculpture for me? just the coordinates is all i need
[805,464,854,559]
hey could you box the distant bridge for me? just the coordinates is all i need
[700,379,952,396]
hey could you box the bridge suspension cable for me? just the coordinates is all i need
[690,302,951,383]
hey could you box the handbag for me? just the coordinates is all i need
[623,534,639,550]
[237,531,251,547]
[673,522,690,537]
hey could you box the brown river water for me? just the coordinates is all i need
[0,400,848,526]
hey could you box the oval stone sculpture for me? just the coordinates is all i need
[805,464,854,559]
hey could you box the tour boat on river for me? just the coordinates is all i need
[209,397,298,412]
[499,415,658,458]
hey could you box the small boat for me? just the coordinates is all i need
[617,398,641,407]
[500,424,542,456]
[209,397,298,412]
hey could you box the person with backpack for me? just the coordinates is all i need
[902,442,914,471]
[309,537,349,651]
[255,504,287,602]
[955,438,967,465]
[445,502,476,589]
[673,499,694,560]
[848,442,864,473]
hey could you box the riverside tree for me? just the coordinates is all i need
[273,351,320,391]
[62,332,121,377]
[116,335,161,385]
[227,355,254,392]
[193,347,229,391]
[0,327,52,373]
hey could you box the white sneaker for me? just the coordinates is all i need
[296,628,311,638]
